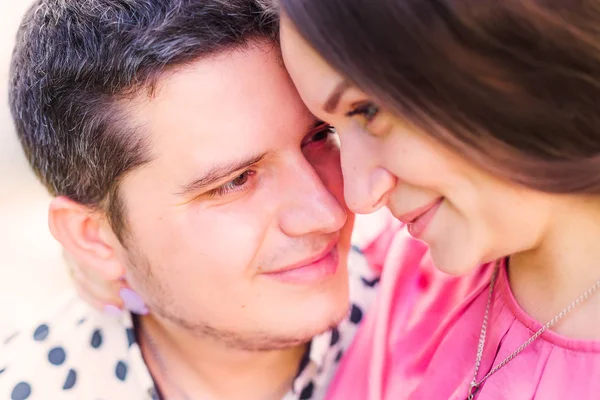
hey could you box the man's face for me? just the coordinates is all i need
[110,42,354,350]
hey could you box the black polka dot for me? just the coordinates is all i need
[350,304,363,324]
[335,350,344,363]
[91,329,103,349]
[33,324,49,341]
[299,381,314,400]
[351,245,364,254]
[11,382,31,400]
[62,369,77,390]
[148,387,160,400]
[126,328,136,348]
[0,367,6,375]
[115,361,128,381]
[330,327,340,346]
[76,317,87,326]
[297,352,310,377]
[48,347,67,366]
[361,276,380,287]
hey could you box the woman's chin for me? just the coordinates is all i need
[429,246,482,277]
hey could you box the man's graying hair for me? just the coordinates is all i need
[10,0,277,240]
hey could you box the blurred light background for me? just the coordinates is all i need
[0,2,70,336]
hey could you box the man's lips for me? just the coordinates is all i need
[393,198,444,224]
[263,238,339,275]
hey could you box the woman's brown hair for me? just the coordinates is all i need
[279,0,600,194]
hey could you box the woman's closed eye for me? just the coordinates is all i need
[346,102,379,124]
[345,101,393,137]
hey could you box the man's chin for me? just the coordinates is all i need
[252,306,349,351]
[291,302,350,342]
[149,302,350,352]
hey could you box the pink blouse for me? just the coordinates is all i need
[326,226,600,399]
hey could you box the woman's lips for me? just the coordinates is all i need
[394,198,443,238]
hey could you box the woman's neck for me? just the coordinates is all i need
[509,195,600,340]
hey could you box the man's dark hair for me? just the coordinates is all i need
[10,0,277,240]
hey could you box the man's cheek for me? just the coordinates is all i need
[307,143,342,177]
[320,153,345,202]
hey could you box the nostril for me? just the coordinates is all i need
[371,193,389,211]
[369,167,395,202]
[346,196,383,215]
[342,167,396,214]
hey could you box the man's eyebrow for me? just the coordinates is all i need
[176,152,268,196]
[323,80,351,113]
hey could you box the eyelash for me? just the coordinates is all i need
[303,124,336,146]
[206,125,334,198]
[346,102,380,123]
[206,170,256,198]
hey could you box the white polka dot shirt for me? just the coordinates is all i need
[0,241,381,400]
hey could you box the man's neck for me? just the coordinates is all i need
[136,316,308,400]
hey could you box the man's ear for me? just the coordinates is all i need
[48,196,125,281]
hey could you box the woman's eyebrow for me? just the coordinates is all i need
[323,80,350,113]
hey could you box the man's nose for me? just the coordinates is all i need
[278,158,347,237]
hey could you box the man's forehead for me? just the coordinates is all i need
[119,43,315,193]
[128,43,293,146]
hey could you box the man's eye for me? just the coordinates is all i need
[207,170,255,197]
[313,126,335,141]
[230,172,250,187]
[304,125,336,146]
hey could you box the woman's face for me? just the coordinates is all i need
[280,17,557,274]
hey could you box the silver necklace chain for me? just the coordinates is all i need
[467,261,600,400]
